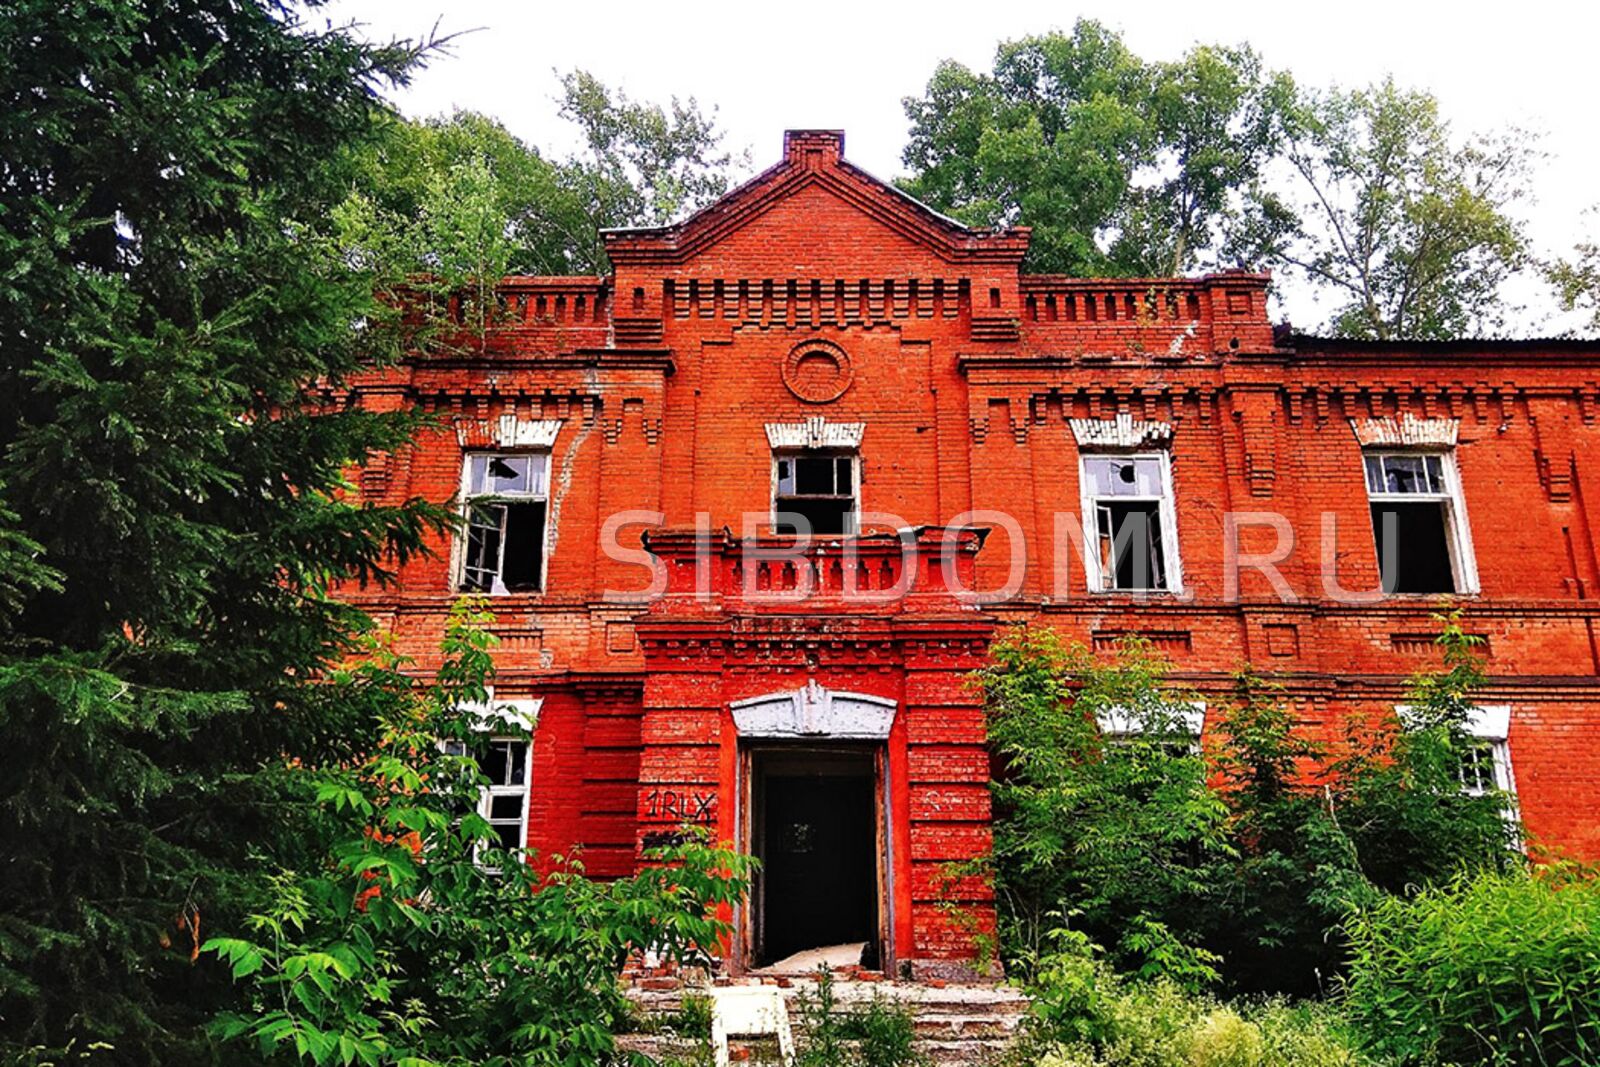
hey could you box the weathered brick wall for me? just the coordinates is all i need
[335,129,1600,969]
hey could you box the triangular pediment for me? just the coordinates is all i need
[603,130,1029,267]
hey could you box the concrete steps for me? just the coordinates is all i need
[619,975,1029,1064]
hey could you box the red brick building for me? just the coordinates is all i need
[343,130,1600,978]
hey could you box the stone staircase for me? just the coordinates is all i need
[619,974,1030,1064]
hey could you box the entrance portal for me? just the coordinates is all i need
[751,747,880,968]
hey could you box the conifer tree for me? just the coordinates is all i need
[0,2,451,1060]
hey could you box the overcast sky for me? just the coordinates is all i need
[321,0,1597,333]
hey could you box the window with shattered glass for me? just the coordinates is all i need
[459,453,549,593]
[1081,454,1179,592]
[773,452,857,536]
[1363,451,1475,594]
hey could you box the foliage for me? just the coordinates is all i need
[978,628,1228,980]
[558,70,744,242]
[1016,930,1376,1066]
[834,992,921,1067]
[1318,614,1523,902]
[1275,79,1535,339]
[206,600,753,1066]
[341,74,741,282]
[1342,864,1600,1066]
[1199,669,1340,995]
[794,966,922,1067]
[1547,210,1600,335]
[0,1,453,1061]
[978,613,1525,1000]
[900,20,1294,276]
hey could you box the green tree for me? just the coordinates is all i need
[900,22,1292,276]
[1548,210,1600,335]
[342,75,740,281]
[1201,670,1338,995]
[1276,78,1535,339]
[0,1,452,1060]
[558,69,742,238]
[978,628,1228,981]
[1318,614,1523,896]
[207,601,752,1066]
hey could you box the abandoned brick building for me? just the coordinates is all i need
[342,130,1600,977]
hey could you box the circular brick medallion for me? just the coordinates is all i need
[782,340,853,403]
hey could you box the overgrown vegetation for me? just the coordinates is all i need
[794,967,922,1067]
[977,612,1574,1064]
[1343,864,1600,1066]
[0,2,452,1060]
[979,614,1522,997]
[1016,930,1376,1065]
[205,600,752,1065]
[0,4,743,1062]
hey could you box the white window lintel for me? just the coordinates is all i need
[765,416,865,450]
[456,416,564,450]
[1071,414,1174,451]
[1097,700,1207,737]
[1350,415,1459,449]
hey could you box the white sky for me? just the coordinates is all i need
[321,0,1598,334]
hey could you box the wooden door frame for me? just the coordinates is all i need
[735,741,892,974]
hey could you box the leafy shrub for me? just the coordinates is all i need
[204,600,753,1066]
[979,613,1527,998]
[1016,925,1376,1066]
[1182,1008,1265,1067]
[1342,864,1600,1065]
[1319,620,1522,903]
[979,628,1227,975]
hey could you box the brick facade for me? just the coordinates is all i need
[339,130,1600,974]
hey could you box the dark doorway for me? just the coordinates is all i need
[752,747,880,967]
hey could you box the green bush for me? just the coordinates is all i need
[978,629,1228,977]
[978,614,1526,998]
[1016,930,1374,1066]
[1342,864,1600,1065]
[203,601,754,1066]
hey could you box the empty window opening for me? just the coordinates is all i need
[460,453,549,594]
[1364,451,1474,594]
[1082,455,1179,592]
[774,452,857,536]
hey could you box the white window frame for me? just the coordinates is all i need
[770,450,860,536]
[455,451,552,595]
[1096,700,1207,740]
[1363,449,1479,595]
[1396,702,1517,804]
[1079,451,1183,594]
[446,692,540,873]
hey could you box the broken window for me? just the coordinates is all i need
[460,453,549,593]
[442,735,531,872]
[774,452,857,536]
[1364,451,1475,594]
[1082,455,1179,592]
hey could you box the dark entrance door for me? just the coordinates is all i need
[753,748,879,966]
